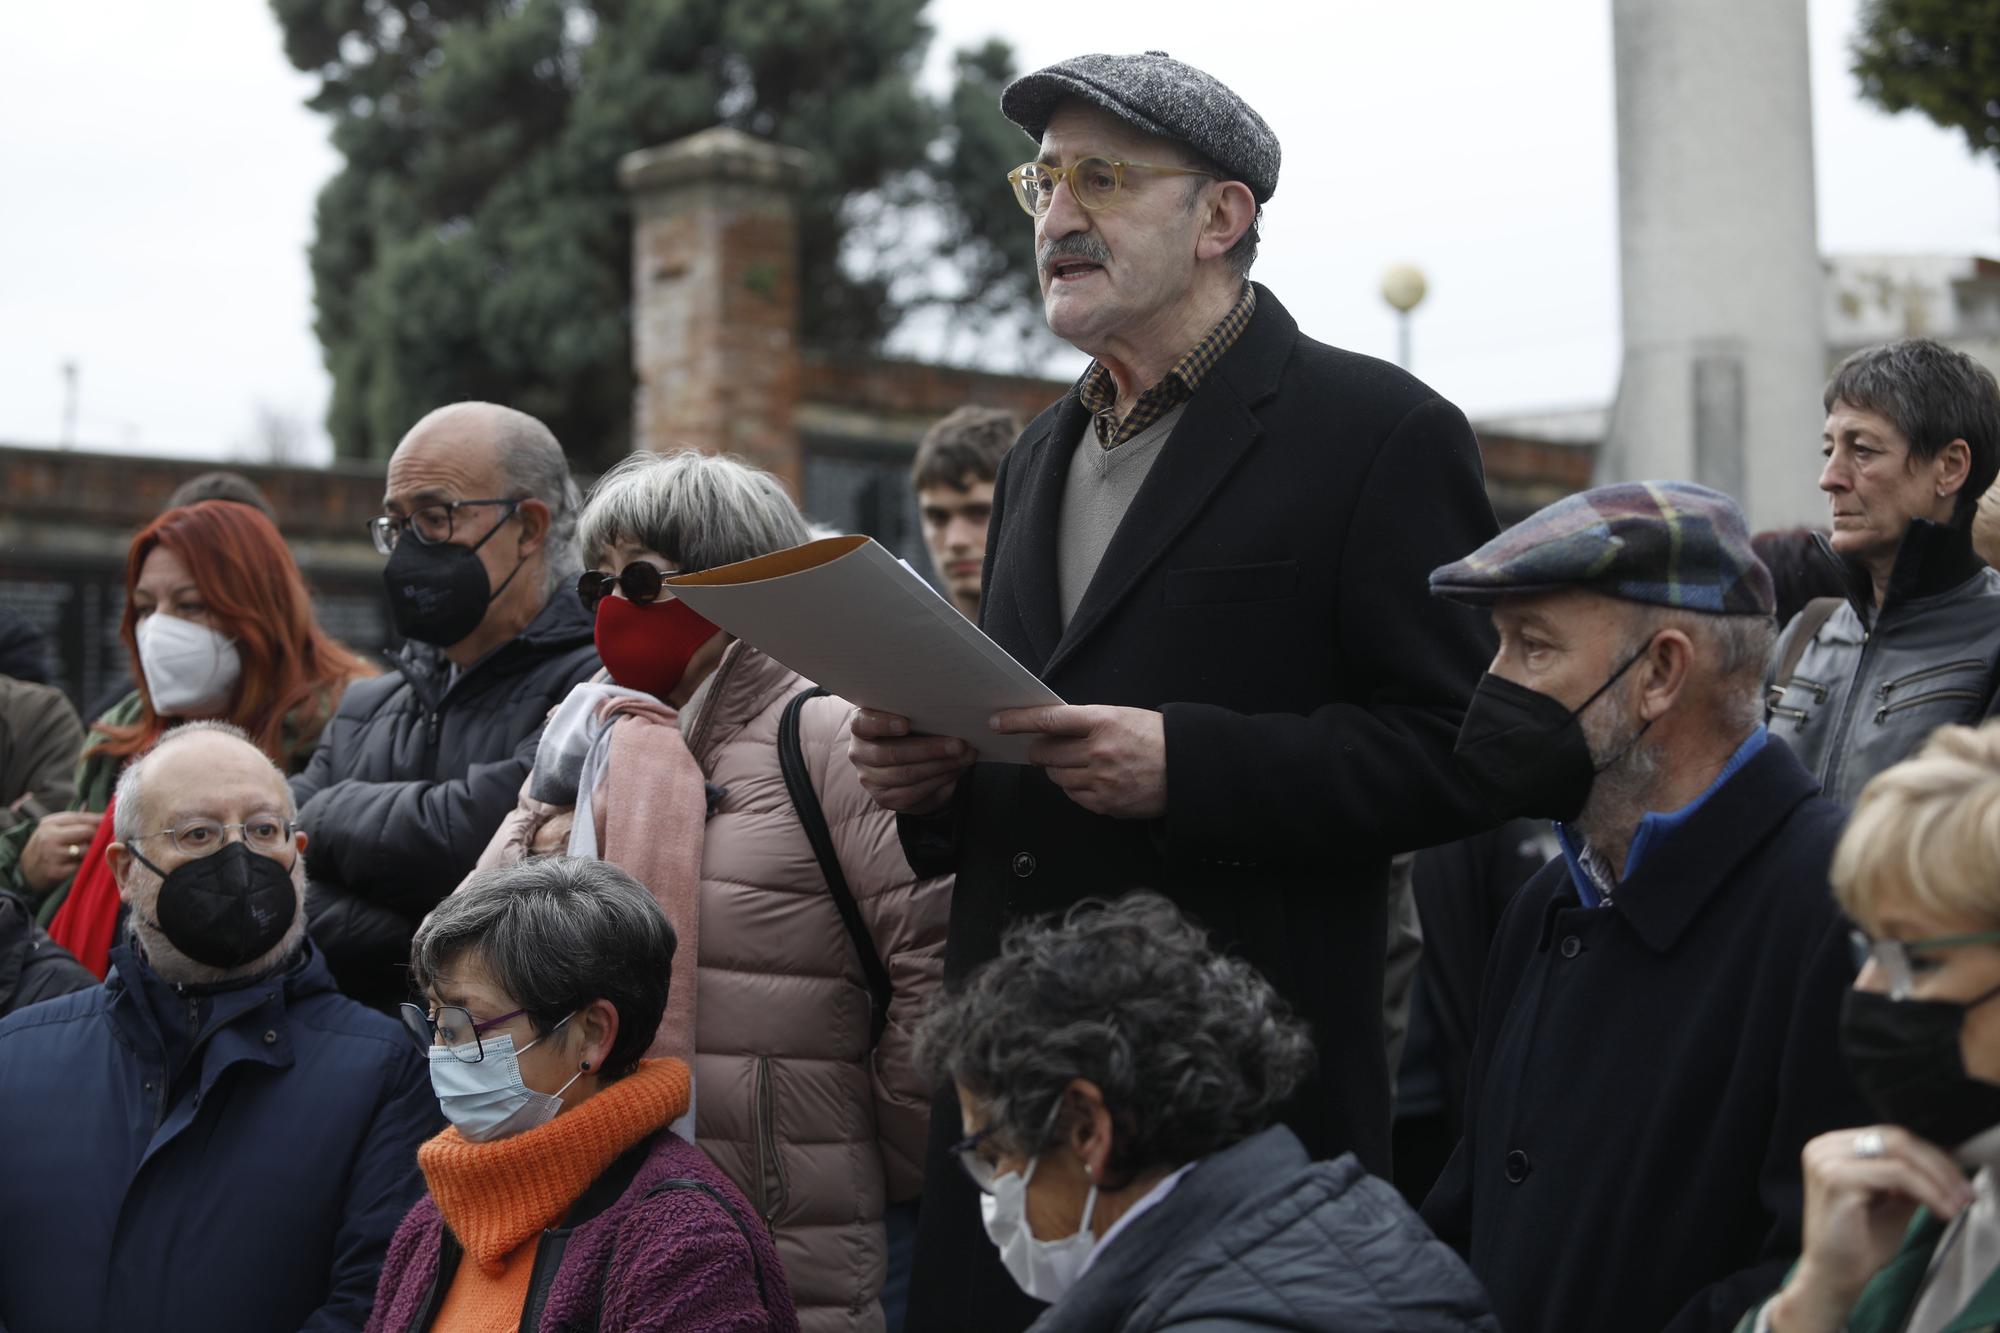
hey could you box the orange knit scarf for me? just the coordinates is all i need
[418,1058,693,1275]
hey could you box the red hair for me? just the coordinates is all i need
[94,501,378,763]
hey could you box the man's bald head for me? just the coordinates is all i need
[383,401,582,606]
[107,721,308,985]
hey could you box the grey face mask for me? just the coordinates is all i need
[426,1014,582,1142]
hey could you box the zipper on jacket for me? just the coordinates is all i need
[425,712,441,749]
[1783,676,1830,704]
[1768,704,1810,726]
[752,1055,787,1228]
[1876,660,1987,700]
[1875,689,1986,725]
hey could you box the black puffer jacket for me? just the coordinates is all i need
[1029,1125,1499,1333]
[291,593,598,1009]
[0,889,93,1017]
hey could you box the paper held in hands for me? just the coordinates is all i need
[664,536,1063,765]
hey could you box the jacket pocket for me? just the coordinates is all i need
[751,1056,788,1228]
[1875,689,1986,725]
[1164,559,1299,607]
[1877,660,1988,701]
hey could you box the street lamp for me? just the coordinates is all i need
[1380,264,1428,370]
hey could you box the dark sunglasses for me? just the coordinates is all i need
[576,561,694,611]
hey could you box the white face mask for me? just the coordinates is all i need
[136,613,241,715]
[427,1016,584,1143]
[980,1156,1099,1304]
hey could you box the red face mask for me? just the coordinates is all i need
[593,593,721,699]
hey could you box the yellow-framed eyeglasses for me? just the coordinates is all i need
[1006,157,1222,216]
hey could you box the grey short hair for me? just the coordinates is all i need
[1825,339,2000,530]
[112,720,290,844]
[915,892,1313,1181]
[1623,606,1777,736]
[412,857,675,1081]
[576,450,813,574]
[490,412,584,598]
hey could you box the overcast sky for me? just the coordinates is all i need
[1,0,1995,463]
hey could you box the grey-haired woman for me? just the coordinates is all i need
[916,892,1499,1333]
[477,450,949,1333]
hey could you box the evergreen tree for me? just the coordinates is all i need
[1852,0,2000,169]
[271,0,1038,464]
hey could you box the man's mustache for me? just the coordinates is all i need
[1038,235,1111,272]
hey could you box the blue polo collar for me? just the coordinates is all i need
[1556,726,1769,908]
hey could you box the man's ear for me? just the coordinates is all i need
[1194,180,1255,265]
[514,497,552,561]
[1637,629,1695,721]
[107,843,134,904]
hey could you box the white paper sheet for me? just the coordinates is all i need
[664,536,1063,764]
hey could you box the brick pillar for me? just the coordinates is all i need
[619,127,812,493]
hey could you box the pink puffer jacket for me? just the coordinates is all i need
[483,645,949,1333]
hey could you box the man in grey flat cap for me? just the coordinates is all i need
[848,50,1502,1330]
[1419,483,1867,1333]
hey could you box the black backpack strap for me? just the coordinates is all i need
[779,686,892,1047]
[1774,597,1842,692]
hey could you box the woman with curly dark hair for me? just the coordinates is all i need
[914,892,1499,1332]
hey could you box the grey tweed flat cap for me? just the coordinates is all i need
[1001,51,1280,203]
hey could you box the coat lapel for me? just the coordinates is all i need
[997,391,1089,674]
[1041,287,1295,681]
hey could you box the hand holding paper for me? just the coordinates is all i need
[663,536,1064,765]
[990,704,1168,819]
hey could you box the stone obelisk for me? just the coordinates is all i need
[1603,0,1827,529]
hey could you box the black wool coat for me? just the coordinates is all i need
[904,285,1501,1333]
[290,592,599,1011]
[1421,737,1872,1333]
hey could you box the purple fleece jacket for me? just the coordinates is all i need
[365,1131,799,1333]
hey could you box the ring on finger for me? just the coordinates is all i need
[1853,1130,1887,1159]
[68,843,82,859]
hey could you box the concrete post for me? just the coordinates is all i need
[1604,0,1827,530]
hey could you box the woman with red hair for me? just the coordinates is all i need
[0,500,376,974]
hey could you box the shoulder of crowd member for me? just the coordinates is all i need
[601,1167,793,1331]
[0,978,106,1047]
[1145,1153,1499,1329]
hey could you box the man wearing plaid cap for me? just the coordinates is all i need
[1420,481,1869,1333]
[847,50,1502,1330]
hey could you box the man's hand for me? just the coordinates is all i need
[21,810,105,893]
[848,710,973,816]
[990,704,1166,820]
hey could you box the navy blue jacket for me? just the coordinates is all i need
[1421,737,1871,1333]
[1030,1126,1499,1333]
[0,939,437,1333]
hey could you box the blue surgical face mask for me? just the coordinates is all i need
[427,1013,584,1142]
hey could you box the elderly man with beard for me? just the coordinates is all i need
[0,721,435,1333]
[1418,482,1873,1333]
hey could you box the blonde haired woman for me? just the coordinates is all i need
[1747,720,2000,1332]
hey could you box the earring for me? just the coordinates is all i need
[581,1061,591,1072]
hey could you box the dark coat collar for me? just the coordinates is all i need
[398,586,596,709]
[1004,283,1299,677]
[1541,739,1822,957]
[1811,520,1985,623]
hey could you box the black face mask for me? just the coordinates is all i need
[381,510,524,648]
[1453,643,1652,823]
[130,841,298,969]
[1841,984,2000,1150]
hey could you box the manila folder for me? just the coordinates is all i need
[664,535,1062,764]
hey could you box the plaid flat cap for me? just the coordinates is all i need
[1001,51,1281,203]
[1429,481,1776,616]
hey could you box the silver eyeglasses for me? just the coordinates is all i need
[131,814,295,858]
[367,498,520,555]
